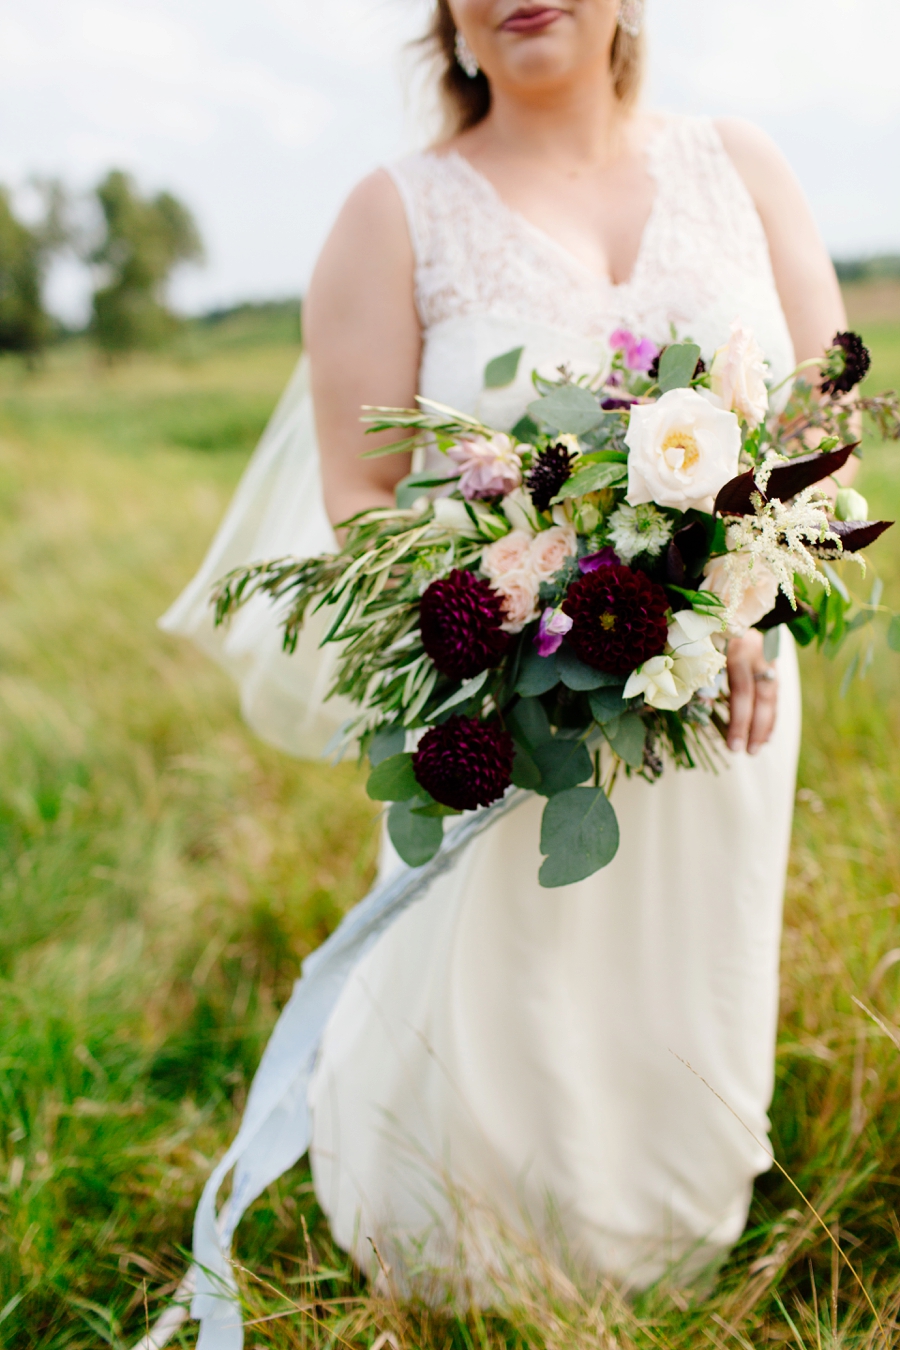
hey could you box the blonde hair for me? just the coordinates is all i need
[420,1,645,139]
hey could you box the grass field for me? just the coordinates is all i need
[0,296,899,1349]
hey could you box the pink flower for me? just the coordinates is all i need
[611,328,658,374]
[492,569,540,633]
[481,529,533,581]
[527,524,577,582]
[448,433,523,501]
[534,606,573,657]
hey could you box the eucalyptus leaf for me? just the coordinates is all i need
[388,799,444,867]
[511,744,542,790]
[368,724,406,766]
[603,713,646,768]
[539,787,620,887]
[557,644,621,691]
[658,342,701,392]
[515,644,561,696]
[509,414,542,444]
[532,737,592,796]
[484,346,525,389]
[430,670,489,719]
[551,460,628,501]
[527,384,605,435]
[588,686,627,724]
[507,697,553,751]
[366,752,419,802]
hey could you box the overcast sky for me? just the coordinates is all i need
[2,0,898,321]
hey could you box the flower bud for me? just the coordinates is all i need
[834,487,869,522]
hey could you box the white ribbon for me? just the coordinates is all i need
[178,789,530,1349]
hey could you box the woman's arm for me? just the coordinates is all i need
[304,169,421,526]
[716,119,851,754]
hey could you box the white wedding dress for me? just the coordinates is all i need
[163,114,801,1314]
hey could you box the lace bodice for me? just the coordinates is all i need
[386,115,794,431]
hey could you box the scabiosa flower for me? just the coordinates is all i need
[606,503,674,564]
[412,715,514,811]
[419,569,510,680]
[821,331,871,396]
[562,564,670,676]
[526,442,577,512]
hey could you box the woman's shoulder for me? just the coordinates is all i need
[710,116,800,211]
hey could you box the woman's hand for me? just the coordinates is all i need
[726,629,779,755]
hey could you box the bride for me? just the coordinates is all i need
[161,0,852,1340]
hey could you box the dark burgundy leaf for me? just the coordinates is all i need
[665,540,686,586]
[670,519,709,578]
[714,469,758,517]
[813,519,894,554]
[765,444,858,501]
[754,594,814,631]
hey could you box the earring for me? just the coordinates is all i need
[617,0,644,38]
[455,30,480,78]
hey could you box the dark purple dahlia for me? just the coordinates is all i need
[413,715,514,811]
[821,331,871,396]
[562,564,670,676]
[419,569,510,680]
[526,442,577,512]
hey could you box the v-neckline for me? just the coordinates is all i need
[442,118,671,295]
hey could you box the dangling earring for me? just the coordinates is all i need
[617,0,644,38]
[455,30,480,79]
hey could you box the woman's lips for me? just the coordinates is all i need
[500,6,566,33]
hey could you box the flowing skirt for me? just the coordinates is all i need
[308,639,801,1293]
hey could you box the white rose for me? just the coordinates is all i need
[701,552,779,637]
[623,610,726,710]
[625,387,742,513]
[492,568,540,633]
[710,320,770,429]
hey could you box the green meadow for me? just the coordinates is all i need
[0,294,899,1348]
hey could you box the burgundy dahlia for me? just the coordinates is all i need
[419,568,510,680]
[562,564,669,676]
[526,442,577,512]
[821,330,871,396]
[413,715,514,812]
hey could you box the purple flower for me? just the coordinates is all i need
[578,547,620,574]
[413,715,514,811]
[534,606,574,657]
[419,569,510,679]
[601,396,636,411]
[610,328,659,374]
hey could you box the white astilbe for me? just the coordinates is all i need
[722,487,841,624]
[752,451,787,495]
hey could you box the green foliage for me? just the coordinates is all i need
[0,183,68,356]
[657,341,702,391]
[387,799,443,866]
[90,170,203,353]
[539,786,620,886]
[366,752,419,802]
[483,345,524,388]
[526,382,605,434]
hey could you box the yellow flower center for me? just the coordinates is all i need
[600,611,616,631]
[661,428,700,470]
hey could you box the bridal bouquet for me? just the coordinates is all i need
[214,324,898,886]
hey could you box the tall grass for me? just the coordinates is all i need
[0,304,898,1348]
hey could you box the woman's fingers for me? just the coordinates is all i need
[726,632,779,754]
[747,666,779,754]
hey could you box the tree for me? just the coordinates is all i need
[0,184,65,355]
[90,171,203,353]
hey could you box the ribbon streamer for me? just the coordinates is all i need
[134,789,529,1350]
